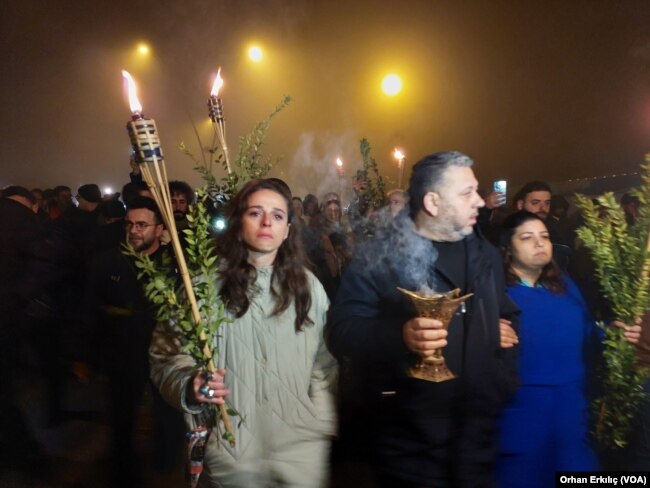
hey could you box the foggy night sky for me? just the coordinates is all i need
[3,0,650,200]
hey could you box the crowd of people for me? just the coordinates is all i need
[1,151,648,488]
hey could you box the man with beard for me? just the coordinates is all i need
[169,180,195,232]
[85,196,183,487]
[327,151,519,488]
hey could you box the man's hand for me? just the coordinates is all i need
[499,319,518,348]
[403,317,447,358]
[610,318,642,344]
[190,368,229,406]
[484,191,505,210]
[130,156,140,175]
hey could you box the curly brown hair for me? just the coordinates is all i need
[216,178,313,330]
[499,211,565,294]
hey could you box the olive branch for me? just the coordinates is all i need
[123,193,238,444]
[575,162,650,448]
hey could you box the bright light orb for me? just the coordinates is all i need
[382,74,402,96]
[248,46,263,63]
[104,186,113,195]
[137,43,150,56]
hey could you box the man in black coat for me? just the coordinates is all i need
[327,152,519,488]
[85,196,183,486]
[0,186,52,474]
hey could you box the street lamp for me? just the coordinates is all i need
[137,42,150,56]
[248,45,263,63]
[382,74,402,96]
[393,148,405,188]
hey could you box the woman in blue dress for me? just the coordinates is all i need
[496,211,640,488]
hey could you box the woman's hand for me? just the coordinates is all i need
[189,368,229,406]
[499,319,519,348]
[610,318,642,344]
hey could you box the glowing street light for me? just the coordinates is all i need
[248,45,263,63]
[382,73,402,96]
[137,42,150,56]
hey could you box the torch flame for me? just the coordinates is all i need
[393,148,405,161]
[336,157,343,167]
[122,70,142,114]
[210,68,224,97]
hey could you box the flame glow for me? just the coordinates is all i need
[336,157,343,167]
[122,70,142,114]
[210,68,224,97]
[393,148,405,161]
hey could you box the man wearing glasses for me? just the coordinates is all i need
[124,199,164,254]
[85,196,183,486]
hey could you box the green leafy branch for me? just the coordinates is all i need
[357,138,388,210]
[122,192,237,443]
[180,95,291,208]
[575,166,650,448]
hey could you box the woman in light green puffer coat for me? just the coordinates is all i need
[150,179,338,488]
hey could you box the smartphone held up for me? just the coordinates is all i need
[493,180,507,206]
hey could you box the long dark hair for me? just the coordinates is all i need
[499,211,565,294]
[216,178,313,330]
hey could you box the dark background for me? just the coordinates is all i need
[3,0,650,198]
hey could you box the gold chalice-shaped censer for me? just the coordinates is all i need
[397,287,473,383]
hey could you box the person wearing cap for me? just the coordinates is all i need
[95,198,127,252]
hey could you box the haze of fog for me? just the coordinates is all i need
[3,0,650,200]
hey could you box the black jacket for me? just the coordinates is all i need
[326,215,519,487]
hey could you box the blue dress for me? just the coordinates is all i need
[497,276,600,488]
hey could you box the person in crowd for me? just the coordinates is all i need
[121,180,152,207]
[312,192,343,236]
[620,192,640,225]
[496,211,641,487]
[49,185,73,220]
[346,172,372,239]
[95,198,127,252]
[31,188,50,221]
[150,178,337,487]
[309,192,350,300]
[302,193,320,226]
[506,181,572,268]
[292,196,305,222]
[513,181,552,220]
[549,194,577,248]
[169,180,195,231]
[327,151,519,488]
[387,189,408,218]
[479,181,554,244]
[0,186,52,474]
[374,189,410,234]
[42,188,57,218]
[58,183,103,269]
[85,196,184,487]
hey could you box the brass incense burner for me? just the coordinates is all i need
[398,287,473,383]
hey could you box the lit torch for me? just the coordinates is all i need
[207,68,232,174]
[393,148,406,188]
[336,157,344,196]
[122,70,234,444]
